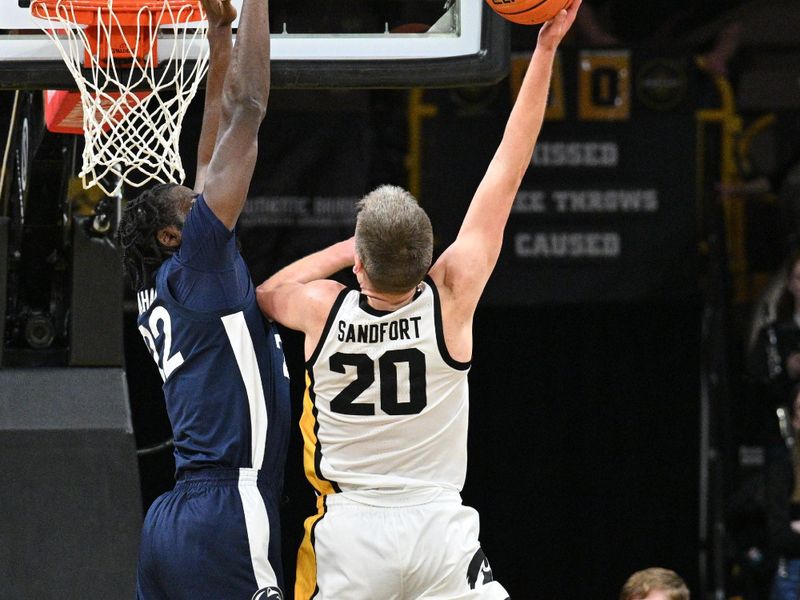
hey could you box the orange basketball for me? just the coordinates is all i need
[486,0,572,25]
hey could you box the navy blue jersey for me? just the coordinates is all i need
[135,196,290,493]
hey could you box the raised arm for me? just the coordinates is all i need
[429,0,581,307]
[201,0,271,229]
[193,0,237,193]
[256,238,355,332]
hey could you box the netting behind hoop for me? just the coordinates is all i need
[33,1,209,195]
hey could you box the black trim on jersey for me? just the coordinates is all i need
[308,495,327,600]
[357,286,423,317]
[306,287,351,368]
[424,275,471,371]
[308,370,342,494]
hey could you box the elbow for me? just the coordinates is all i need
[243,91,269,120]
[223,85,269,121]
[232,95,269,122]
[256,280,273,301]
[255,284,274,316]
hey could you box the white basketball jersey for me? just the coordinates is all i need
[302,277,470,504]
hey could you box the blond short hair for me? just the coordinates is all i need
[355,185,433,294]
[620,568,689,600]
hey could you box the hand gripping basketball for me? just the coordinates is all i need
[537,0,581,50]
[202,0,237,27]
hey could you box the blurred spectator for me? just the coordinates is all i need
[573,0,743,79]
[697,19,743,78]
[574,0,739,46]
[764,384,800,600]
[748,251,800,423]
[619,567,690,600]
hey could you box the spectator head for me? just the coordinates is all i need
[620,567,689,600]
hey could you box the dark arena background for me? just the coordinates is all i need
[2,1,800,598]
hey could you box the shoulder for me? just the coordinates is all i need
[263,279,346,308]
[303,280,350,315]
[257,278,349,334]
[183,194,235,241]
[308,280,351,323]
[427,248,486,316]
[294,281,351,358]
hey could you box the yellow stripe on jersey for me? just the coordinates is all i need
[295,495,327,600]
[300,371,337,495]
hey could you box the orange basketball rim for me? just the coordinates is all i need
[30,0,204,67]
[28,0,211,191]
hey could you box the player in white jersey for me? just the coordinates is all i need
[305,275,470,499]
[257,3,581,598]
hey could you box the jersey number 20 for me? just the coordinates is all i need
[329,349,426,416]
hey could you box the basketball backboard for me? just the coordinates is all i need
[0,0,509,89]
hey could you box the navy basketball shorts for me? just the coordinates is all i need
[296,489,509,599]
[136,468,284,600]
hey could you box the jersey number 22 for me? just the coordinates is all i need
[139,306,185,381]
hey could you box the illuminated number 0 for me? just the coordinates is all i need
[138,306,184,381]
[330,349,426,416]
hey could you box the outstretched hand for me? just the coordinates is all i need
[538,0,581,51]
[201,0,237,28]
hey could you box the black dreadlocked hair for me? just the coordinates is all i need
[115,183,182,291]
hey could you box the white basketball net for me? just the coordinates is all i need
[32,1,209,195]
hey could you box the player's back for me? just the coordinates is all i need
[135,196,290,487]
[134,195,291,599]
[137,276,288,480]
[305,276,470,504]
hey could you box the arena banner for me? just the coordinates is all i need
[222,90,374,285]
[420,49,700,304]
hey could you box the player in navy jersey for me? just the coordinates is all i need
[115,0,290,598]
[256,3,581,598]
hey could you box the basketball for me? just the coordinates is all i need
[486,0,572,25]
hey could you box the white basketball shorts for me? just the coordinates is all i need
[295,489,510,599]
